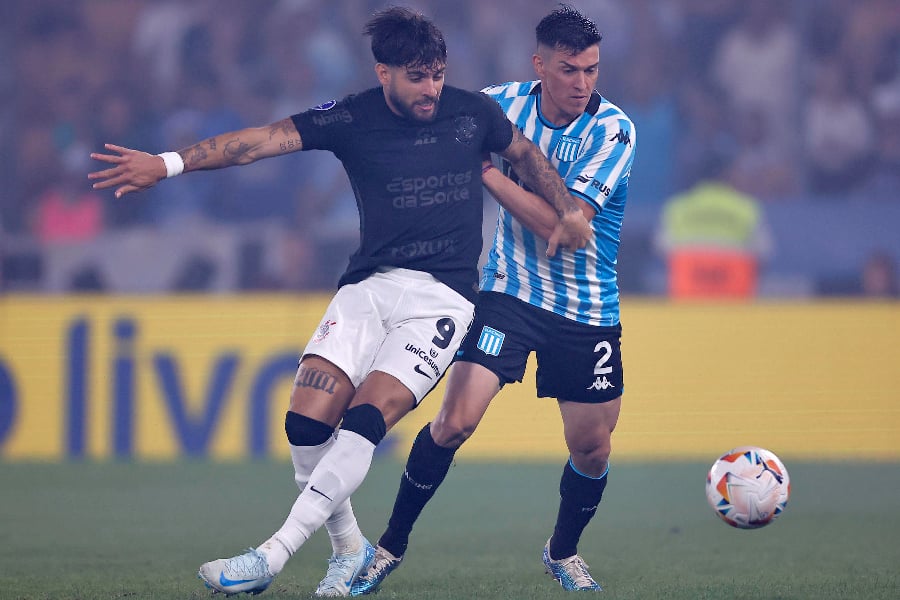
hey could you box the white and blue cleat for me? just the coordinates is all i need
[315,537,377,597]
[350,545,403,596]
[542,540,602,591]
[198,548,275,596]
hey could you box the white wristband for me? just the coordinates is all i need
[157,152,184,178]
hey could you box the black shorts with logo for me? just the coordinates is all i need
[455,291,623,403]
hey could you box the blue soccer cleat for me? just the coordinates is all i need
[314,537,376,597]
[198,548,275,596]
[542,540,602,591]
[350,544,403,596]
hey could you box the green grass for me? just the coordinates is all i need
[1,459,898,599]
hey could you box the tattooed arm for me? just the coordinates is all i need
[178,118,302,171]
[496,124,592,255]
[88,118,303,198]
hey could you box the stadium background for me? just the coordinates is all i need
[1,0,899,461]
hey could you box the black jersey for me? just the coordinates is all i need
[291,86,513,302]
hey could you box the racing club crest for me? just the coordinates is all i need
[555,135,582,162]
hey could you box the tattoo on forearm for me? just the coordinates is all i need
[294,366,338,394]
[519,140,576,215]
[269,118,301,153]
[279,138,301,152]
[184,143,208,168]
[268,118,295,138]
[208,138,217,150]
[223,139,251,162]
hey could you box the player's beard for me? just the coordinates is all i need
[391,90,441,122]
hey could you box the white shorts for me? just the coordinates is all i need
[302,268,475,404]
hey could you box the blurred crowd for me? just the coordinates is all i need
[2,0,899,294]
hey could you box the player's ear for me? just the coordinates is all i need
[532,53,544,77]
[374,63,391,86]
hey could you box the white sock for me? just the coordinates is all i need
[289,439,364,555]
[257,535,291,575]
[269,431,376,566]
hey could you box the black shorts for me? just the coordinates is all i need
[455,292,623,403]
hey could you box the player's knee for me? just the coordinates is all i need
[569,435,612,474]
[430,414,475,449]
[340,403,387,446]
[285,411,334,447]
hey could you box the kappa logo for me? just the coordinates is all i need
[609,128,631,147]
[586,376,614,391]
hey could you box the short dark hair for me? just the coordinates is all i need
[536,5,602,54]
[364,6,447,69]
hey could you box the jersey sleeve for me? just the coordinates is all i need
[568,116,636,212]
[478,92,515,154]
[289,96,354,153]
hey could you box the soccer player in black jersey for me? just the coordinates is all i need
[89,6,590,598]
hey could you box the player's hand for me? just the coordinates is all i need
[546,209,592,257]
[88,144,167,198]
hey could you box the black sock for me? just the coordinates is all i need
[549,458,608,560]
[378,424,456,557]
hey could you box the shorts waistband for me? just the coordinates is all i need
[375,266,439,281]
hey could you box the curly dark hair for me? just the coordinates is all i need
[536,4,602,54]
[364,6,447,69]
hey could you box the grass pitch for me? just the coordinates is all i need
[1,459,898,600]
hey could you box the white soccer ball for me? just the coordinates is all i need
[705,445,790,529]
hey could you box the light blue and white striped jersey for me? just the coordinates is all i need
[480,80,636,326]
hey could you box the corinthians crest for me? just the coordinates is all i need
[313,319,337,343]
[453,115,477,145]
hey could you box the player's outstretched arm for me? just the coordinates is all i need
[483,161,597,256]
[482,160,557,240]
[88,118,303,198]
[497,126,591,255]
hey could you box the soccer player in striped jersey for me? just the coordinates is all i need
[355,5,635,594]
